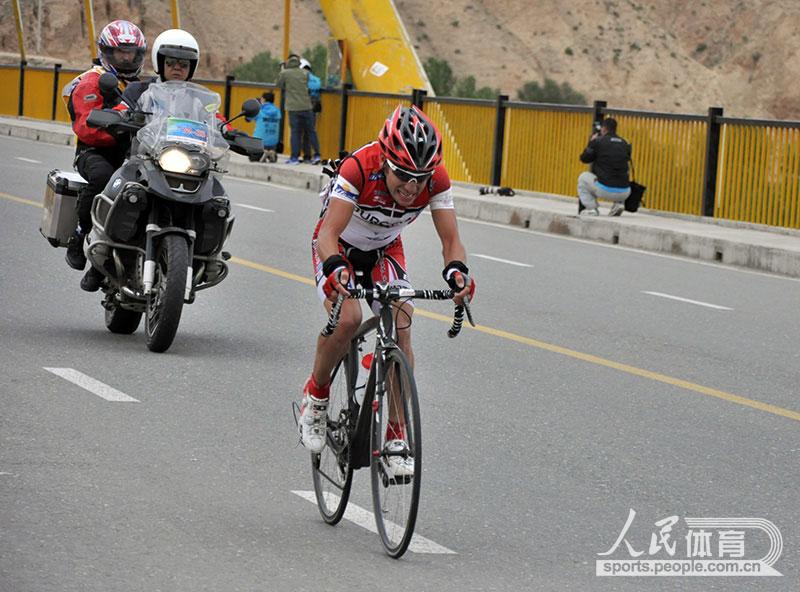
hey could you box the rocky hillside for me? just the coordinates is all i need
[1,0,798,119]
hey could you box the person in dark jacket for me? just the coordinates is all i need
[577,117,631,216]
[299,58,322,164]
[62,20,146,290]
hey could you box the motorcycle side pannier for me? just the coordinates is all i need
[40,169,86,247]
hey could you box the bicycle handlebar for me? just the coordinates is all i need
[320,286,474,338]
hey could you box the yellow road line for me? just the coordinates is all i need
[1,192,41,208]
[4,190,799,422]
[229,256,314,286]
[415,308,800,422]
[232,256,800,424]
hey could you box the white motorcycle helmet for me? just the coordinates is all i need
[299,57,312,71]
[151,29,200,81]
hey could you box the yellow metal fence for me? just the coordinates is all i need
[716,122,800,228]
[343,92,410,153]
[610,111,708,215]
[502,105,593,197]
[2,64,800,229]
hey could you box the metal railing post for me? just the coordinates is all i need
[224,75,234,120]
[338,83,352,155]
[491,94,509,186]
[51,63,62,120]
[593,100,607,126]
[411,89,426,109]
[18,60,27,116]
[701,106,724,217]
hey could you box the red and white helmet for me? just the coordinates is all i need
[378,105,443,173]
[97,20,147,80]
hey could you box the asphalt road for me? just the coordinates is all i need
[1,136,798,591]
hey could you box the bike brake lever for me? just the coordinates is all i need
[463,297,476,327]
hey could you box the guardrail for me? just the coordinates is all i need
[1,61,798,229]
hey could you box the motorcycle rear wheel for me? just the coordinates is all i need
[145,234,188,353]
[105,305,142,334]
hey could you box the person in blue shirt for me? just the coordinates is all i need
[249,91,282,162]
[299,58,322,165]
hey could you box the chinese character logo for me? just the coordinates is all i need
[596,509,783,577]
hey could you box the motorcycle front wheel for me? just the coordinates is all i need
[145,234,188,353]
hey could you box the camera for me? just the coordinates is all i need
[593,122,602,133]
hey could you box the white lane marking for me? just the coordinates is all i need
[43,368,140,402]
[291,490,456,554]
[472,253,532,268]
[236,203,275,213]
[15,157,41,164]
[642,291,734,311]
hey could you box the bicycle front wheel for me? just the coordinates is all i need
[370,347,421,558]
[311,352,355,524]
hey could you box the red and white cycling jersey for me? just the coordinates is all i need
[315,142,454,251]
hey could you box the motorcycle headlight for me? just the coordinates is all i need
[158,148,192,173]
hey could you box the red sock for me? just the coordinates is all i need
[386,420,404,441]
[306,375,330,400]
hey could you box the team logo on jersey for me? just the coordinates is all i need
[369,171,385,181]
[332,180,358,202]
[83,93,98,101]
[372,190,391,205]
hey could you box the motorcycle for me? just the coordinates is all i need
[41,73,263,352]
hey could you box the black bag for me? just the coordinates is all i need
[625,181,646,212]
[625,160,646,212]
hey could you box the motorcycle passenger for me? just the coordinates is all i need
[121,30,232,132]
[63,20,146,291]
[297,106,475,478]
[122,28,199,107]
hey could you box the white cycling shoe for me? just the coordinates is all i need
[383,439,415,479]
[298,393,328,453]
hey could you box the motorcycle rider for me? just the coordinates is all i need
[81,29,212,293]
[63,20,146,291]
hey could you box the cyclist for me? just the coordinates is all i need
[298,105,475,477]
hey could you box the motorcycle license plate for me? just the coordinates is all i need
[165,117,209,147]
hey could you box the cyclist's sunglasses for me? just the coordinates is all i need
[165,57,190,69]
[386,159,432,184]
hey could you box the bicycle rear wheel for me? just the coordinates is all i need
[311,350,356,524]
[370,347,421,558]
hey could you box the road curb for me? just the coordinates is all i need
[2,117,799,278]
[0,119,74,146]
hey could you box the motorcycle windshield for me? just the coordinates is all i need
[136,81,229,162]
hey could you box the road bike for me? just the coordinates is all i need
[307,283,472,558]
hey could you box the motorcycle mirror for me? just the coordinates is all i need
[220,98,262,129]
[242,98,261,119]
[98,72,120,97]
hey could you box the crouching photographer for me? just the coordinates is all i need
[577,117,631,216]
